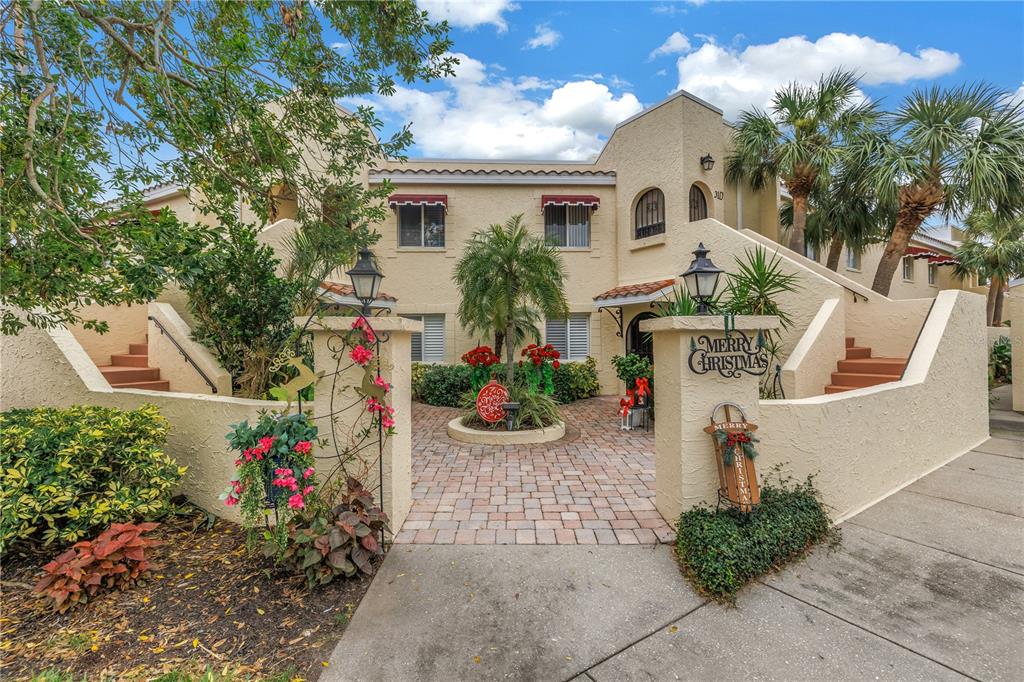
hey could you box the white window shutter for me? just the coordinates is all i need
[545,318,568,357]
[568,314,590,360]
[421,314,446,362]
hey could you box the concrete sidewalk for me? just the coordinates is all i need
[324,433,1023,681]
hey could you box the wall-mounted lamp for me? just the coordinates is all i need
[700,153,715,172]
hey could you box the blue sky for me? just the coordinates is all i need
[346,0,1024,161]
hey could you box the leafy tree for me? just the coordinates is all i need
[182,226,298,398]
[455,215,568,383]
[726,70,876,256]
[2,0,455,334]
[844,84,1024,296]
[954,210,1024,326]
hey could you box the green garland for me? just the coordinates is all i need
[711,429,759,466]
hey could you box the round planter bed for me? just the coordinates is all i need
[447,417,566,445]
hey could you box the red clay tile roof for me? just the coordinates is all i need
[320,281,397,303]
[593,279,676,302]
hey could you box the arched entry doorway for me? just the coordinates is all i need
[689,184,708,222]
[626,312,656,361]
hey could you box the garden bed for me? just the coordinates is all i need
[0,507,374,681]
[446,416,565,445]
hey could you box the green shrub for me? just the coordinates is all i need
[990,335,1012,385]
[552,357,600,404]
[0,405,184,551]
[675,474,838,601]
[410,362,428,400]
[415,364,472,407]
[610,353,652,389]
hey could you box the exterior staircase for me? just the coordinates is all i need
[825,337,907,394]
[97,338,170,391]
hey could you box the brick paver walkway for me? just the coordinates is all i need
[393,397,674,545]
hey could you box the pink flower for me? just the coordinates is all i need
[303,467,315,479]
[287,493,305,510]
[350,344,374,366]
[373,376,391,393]
[225,496,238,507]
[366,397,384,413]
[293,440,312,454]
[303,485,315,495]
[382,414,395,429]
[258,436,275,452]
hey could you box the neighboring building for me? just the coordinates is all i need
[139,89,973,392]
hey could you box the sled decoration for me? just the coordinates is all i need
[476,380,511,424]
[703,402,761,512]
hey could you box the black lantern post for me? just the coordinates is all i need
[700,153,715,171]
[681,242,723,315]
[345,247,384,316]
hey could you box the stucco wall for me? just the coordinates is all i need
[68,303,149,366]
[1010,294,1023,412]
[845,297,933,359]
[147,302,233,395]
[613,218,845,367]
[759,290,989,521]
[780,298,845,399]
[1,322,270,521]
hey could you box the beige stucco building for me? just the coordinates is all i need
[140,89,972,394]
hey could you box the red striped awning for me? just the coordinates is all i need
[906,245,959,266]
[542,194,600,209]
[388,194,447,209]
[905,246,942,259]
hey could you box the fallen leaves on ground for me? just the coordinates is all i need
[0,509,372,681]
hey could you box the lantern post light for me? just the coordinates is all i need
[346,247,384,317]
[700,153,715,171]
[681,242,723,315]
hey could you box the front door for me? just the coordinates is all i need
[626,312,656,361]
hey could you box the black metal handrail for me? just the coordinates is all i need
[147,315,219,393]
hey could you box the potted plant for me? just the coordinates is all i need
[611,353,653,428]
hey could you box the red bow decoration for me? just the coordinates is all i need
[634,377,650,398]
[619,389,636,417]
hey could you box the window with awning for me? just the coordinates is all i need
[390,195,447,248]
[388,194,448,209]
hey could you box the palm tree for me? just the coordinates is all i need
[845,84,1024,296]
[779,182,888,271]
[727,70,877,256]
[455,215,568,382]
[954,210,1024,326]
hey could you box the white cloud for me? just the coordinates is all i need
[369,52,643,160]
[649,31,692,60]
[674,33,961,119]
[652,2,705,15]
[525,24,562,50]
[416,0,518,32]
[1008,83,1024,105]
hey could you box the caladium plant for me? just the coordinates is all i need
[263,477,388,588]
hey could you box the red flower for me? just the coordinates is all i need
[552,360,560,369]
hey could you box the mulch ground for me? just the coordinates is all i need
[0,508,374,681]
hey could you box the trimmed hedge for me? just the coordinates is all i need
[414,364,473,407]
[675,475,838,601]
[0,404,184,551]
[552,357,600,404]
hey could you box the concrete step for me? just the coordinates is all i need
[836,358,907,376]
[825,384,858,394]
[98,366,161,383]
[129,343,149,355]
[111,379,170,391]
[845,346,872,360]
[110,353,149,367]
[830,371,901,388]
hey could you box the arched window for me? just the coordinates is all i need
[634,189,665,239]
[688,184,708,222]
[267,182,298,222]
